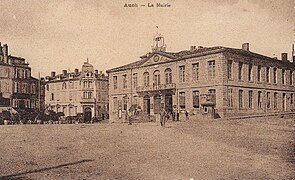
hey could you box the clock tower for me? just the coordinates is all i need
[152,32,166,52]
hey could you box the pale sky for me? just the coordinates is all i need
[0,0,294,77]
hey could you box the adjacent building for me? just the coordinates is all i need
[0,42,43,110]
[107,34,295,122]
[43,61,109,121]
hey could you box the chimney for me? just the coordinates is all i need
[242,43,250,51]
[95,69,98,74]
[74,68,79,74]
[190,46,196,51]
[281,53,288,61]
[51,71,56,77]
[292,44,295,63]
[62,70,67,76]
[3,44,8,63]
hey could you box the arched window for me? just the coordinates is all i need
[143,72,149,87]
[164,68,172,84]
[83,81,87,88]
[153,70,160,86]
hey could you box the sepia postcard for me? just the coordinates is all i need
[0,0,294,179]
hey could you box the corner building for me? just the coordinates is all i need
[44,61,109,121]
[107,35,295,122]
[0,42,43,110]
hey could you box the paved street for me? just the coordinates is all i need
[0,116,294,179]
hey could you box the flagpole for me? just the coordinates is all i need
[38,72,41,111]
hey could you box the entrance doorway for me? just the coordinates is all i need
[84,107,92,123]
[165,94,173,114]
[154,94,161,114]
[143,96,150,115]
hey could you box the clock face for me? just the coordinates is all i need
[153,55,160,62]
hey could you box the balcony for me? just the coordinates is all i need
[200,93,216,106]
[80,98,95,103]
[137,83,176,93]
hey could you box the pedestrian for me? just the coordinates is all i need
[126,108,132,125]
[160,108,166,127]
[185,110,189,121]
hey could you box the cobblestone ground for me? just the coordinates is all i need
[0,116,294,180]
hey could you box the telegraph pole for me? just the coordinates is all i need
[38,72,41,111]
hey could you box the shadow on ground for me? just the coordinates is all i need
[0,159,94,179]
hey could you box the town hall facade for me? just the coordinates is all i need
[107,34,295,122]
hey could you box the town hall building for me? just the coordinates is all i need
[107,34,295,122]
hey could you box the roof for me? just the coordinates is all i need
[106,46,295,73]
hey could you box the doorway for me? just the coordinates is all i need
[154,94,161,114]
[84,107,92,123]
[165,94,173,114]
[143,96,150,115]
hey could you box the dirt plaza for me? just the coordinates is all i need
[0,116,294,180]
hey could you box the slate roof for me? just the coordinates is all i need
[106,46,295,73]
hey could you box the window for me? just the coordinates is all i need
[192,63,199,81]
[62,82,67,89]
[143,72,149,87]
[153,70,160,86]
[113,76,118,89]
[248,64,253,81]
[123,96,127,110]
[238,62,243,80]
[227,88,233,107]
[291,93,293,105]
[69,107,73,116]
[133,73,138,88]
[290,71,293,85]
[69,92,73,101]
[249,90,253,109]
[179,92,186,108]
[266,92,271,109]
[239,90,243,109]
[227,60,233,79]
[274,92,278,109]
[258,91,262,109]
[179,66,185,82]
[31,84,36,94]
[113,97,118,111]
[273,68,277,84]
[208,60,215,79]
[83,92,87,98]
[282,69,285,84]
[257,65,261,82]
[283,93,286,111]
[122,74,127,88]
[51,93,54,101]
[83,81,87,88]
[192,91,199,108]
[266,67,270,83]
[165,68,172,84]
[88,92,92,99]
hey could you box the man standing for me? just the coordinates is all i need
[160,108,167,127]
